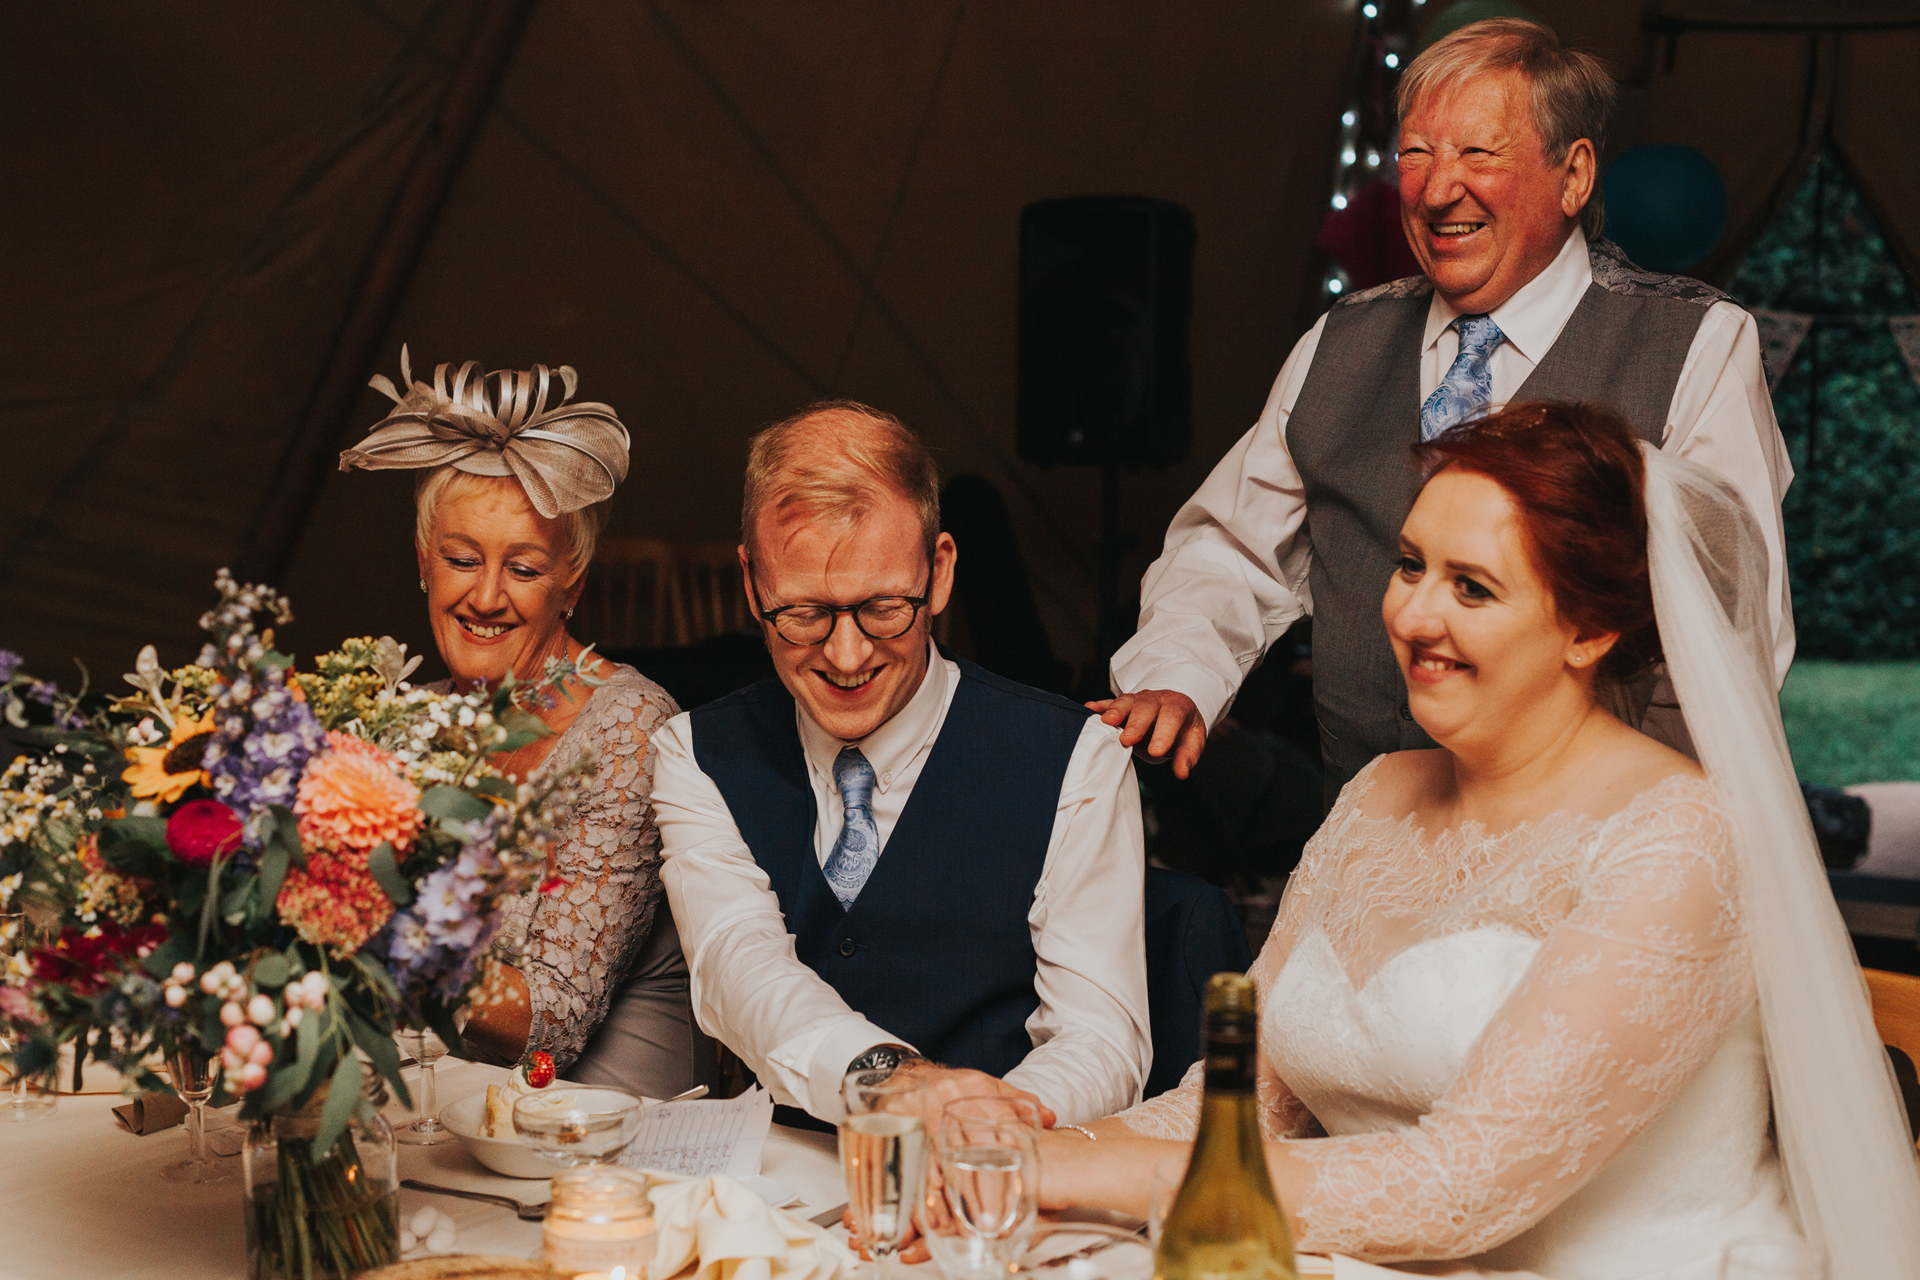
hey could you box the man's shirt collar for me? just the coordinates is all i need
[1423,226,1592,365]
[796,637,950,794]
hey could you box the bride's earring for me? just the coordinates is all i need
[564,606,575,620]
[419,578,427,593]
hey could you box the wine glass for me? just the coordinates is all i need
[512,1088,644,1169]
[159,1046,227,1183]
[394,1028,452,1146]
[841,1070,930,1280]
[924,1117,1038,1280]
[3,1030,57,1122]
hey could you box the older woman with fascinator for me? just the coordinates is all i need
[340,349,714,1098]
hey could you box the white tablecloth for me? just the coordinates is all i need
[0,1057,846,1279]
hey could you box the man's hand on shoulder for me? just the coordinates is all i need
[1085,689,1207,779]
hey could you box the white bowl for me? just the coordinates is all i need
[439,1086,652,1179]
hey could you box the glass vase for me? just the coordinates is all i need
[241,1076,398,1280]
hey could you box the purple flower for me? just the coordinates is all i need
[201,665,325,825]
[0,651,21,683]
[27,681,56,706]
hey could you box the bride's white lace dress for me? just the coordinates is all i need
[1120,757,1804,1279]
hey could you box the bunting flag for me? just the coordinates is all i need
[1750,310,1920,396]
[1891,316,1920,397]
[1754,309,1814,391]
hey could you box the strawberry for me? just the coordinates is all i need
[524,1050,556,1089]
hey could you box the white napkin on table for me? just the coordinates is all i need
[650,1174,855,1280]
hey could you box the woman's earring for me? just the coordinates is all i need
[565,606,575,620]
[419,578,427,593]
[1570,653,1587,666]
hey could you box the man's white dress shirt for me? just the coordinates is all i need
[1111,228,1796,728]
[654,641,1151,1124]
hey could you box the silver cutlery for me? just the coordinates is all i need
[402,1178,547,1220]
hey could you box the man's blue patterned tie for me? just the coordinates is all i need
[821,747,880,908]
[1420,313,1505,441]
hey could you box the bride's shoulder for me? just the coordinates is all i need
[1335,748,1448,822]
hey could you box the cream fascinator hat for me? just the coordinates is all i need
[338,345,630,518]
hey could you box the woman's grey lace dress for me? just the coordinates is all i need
[493,664,680,1071]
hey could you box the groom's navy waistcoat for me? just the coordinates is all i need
[688,656,1091,1091]
[1286,237,1731,798]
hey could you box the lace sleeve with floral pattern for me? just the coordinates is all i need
[495,664,679,1070]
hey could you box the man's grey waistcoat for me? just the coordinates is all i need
[1286,237,1730,801]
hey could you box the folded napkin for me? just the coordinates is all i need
[651,1175,855,1280]
[112,1091,189,1135]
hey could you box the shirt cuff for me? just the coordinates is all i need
[800,1020,918,1123]
[1105,655,1237,733]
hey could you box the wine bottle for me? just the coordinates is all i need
[1155,972,1297,1280]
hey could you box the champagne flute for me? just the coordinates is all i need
[3,1029,57,1122]
[394,1028,452,1145]
[159,1046,227,1183]
[841,1069,930,1280]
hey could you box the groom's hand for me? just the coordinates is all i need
[1087,689,1207,779]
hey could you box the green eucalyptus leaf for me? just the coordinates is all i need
[296,1005,321,1070]
[255,839,289,920]
[366,842,413,907]
[418,785,490,825]
[263,804,305,870]
[252,953,291,989]
[492,730,541,754]
[470,776,516,802]
[252,1054,313,1114]
[141,933,192,980]
[220,875,254,925]
[97,817,171,879]
[311,1052,362,1161]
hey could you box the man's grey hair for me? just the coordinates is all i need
[1396,17,1614,240]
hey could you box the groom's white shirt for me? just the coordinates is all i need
[1111,228,1795,730]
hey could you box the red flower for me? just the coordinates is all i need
[166,799,245,865]
[31,922,168,996]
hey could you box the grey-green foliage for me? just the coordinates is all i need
[1727,151,1920,659]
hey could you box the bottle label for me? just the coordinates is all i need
[1203,1024,1258,1093]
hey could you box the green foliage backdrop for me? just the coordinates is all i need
[1728,152,1920,660]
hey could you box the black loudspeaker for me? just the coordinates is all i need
[1018,196,1196,469]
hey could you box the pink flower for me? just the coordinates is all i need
[166,800,245,865]
[294,732,422,855]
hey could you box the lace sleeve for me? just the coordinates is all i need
[1114,832,1328,1142]
[1285,785,1755,1262]
[512,668,680,1071]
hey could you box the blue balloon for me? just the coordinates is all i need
[1602,144,1728,273]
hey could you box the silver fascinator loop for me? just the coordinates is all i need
[339,344,630,518]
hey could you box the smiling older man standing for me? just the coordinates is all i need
[650,400,1150,1130]
[1099,18,1793,801]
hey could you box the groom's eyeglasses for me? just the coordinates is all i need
[747,563,934,647]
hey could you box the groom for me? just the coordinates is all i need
[1099,17,1794,801]
[651,401,1150,1128]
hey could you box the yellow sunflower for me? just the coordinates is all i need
[122,707,217,803]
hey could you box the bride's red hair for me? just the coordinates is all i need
[1416,402,1661,685]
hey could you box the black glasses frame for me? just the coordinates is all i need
[746,563,935,647]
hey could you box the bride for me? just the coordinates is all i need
[1040,403,1920,1278]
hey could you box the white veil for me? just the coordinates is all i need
[1641,444,1920,1278]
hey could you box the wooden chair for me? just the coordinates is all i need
[577,538,752,651]
[1864,967,1920,1149]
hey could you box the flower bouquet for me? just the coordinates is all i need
[0,571,599,1279]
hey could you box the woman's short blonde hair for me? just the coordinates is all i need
[740,401,940,558]
[413,466,612,584]
[1397,18,1615,239]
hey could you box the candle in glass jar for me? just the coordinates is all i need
[544,1167,655,1278]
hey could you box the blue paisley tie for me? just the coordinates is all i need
[1420,313,1505,441]
[822,747,880,908]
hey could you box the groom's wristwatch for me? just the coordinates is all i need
[847,1044,924,1075]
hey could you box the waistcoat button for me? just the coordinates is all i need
[838,937,857,957]
[1399,702,1413,721]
